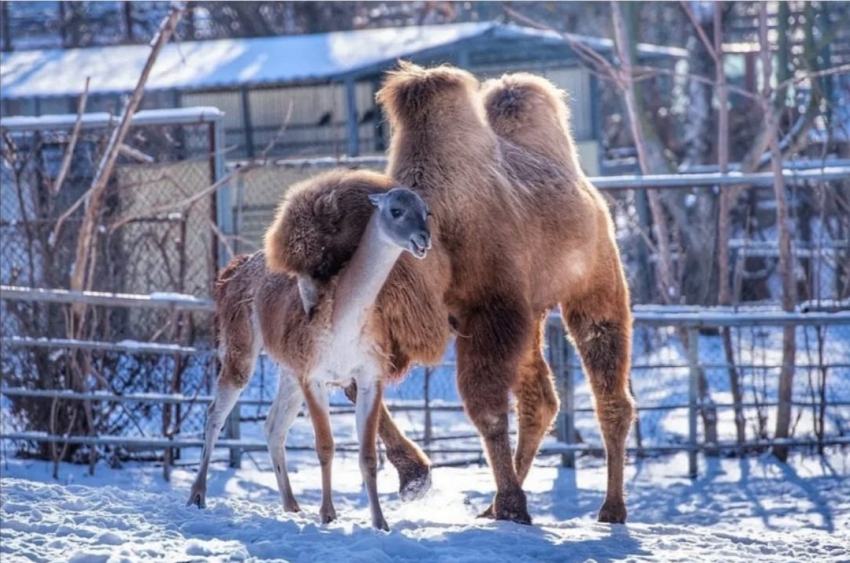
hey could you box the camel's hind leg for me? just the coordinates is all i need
[513,315,560,484]
[303,379,337,524]
[265,369,304,512]
[479,314,559,519]
[562,284,634,524]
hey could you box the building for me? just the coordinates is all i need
[1,21,686,175]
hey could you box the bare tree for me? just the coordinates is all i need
[758,4,797,462]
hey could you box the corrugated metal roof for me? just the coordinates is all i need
[0,22,686,99]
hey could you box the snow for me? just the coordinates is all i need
[2,449,848,562]
[0,22,686,100]
[0,108,224,130]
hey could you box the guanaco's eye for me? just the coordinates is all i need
[390,208,403,218]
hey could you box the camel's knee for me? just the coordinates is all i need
[596,392,635,439]
[466,409,510,444]
[567,315,631,395]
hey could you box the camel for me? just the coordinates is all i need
[186,170,452,530]
[380,65,635,524]
[271,65,636,524]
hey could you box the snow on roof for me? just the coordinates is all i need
[1,22,686,100]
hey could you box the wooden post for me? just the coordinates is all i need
[548,316,575,468]
[687,327,699,478]
[345,78,359,157]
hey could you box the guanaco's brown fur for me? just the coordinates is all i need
[187,171,447,524]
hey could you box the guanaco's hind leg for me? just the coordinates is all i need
[344,381,432,501]
[303,379,337,524]
[187,344,259,508]
[562,286,634,524]
[479,314,559,519]
[354,374,389,531]
[265,369,304,512]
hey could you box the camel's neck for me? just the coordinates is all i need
[332,212,402,330]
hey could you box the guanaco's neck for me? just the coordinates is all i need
[332,212,403,330]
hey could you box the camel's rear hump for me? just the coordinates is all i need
[481,73,580,173]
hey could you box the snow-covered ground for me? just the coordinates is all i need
[2,446,848,562]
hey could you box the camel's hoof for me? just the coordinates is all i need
[186,484,207,509]
[320,505,337,524]
[477,503,495,519]
[399,463,432,502]
[493,490,532,525]
[597,499,627,524]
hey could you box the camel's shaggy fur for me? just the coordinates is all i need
[263,64,635,525]
[379,63,635,524]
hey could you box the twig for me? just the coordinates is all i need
[679,1,719,64]
[52,77,90,198]
[118,143,155,163]
[69,3,186,297]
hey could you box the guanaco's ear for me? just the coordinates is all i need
[297,275,319,319]
[368,193,384,207]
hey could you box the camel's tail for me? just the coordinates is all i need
[481,73,580,173]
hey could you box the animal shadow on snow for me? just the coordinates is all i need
[624,456,840,531]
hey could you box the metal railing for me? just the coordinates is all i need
[2,284,848,476]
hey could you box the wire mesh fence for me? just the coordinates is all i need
[0,108,224,469]
[1,135,849,475]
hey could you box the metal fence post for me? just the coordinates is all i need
[548,316,575,468]
[211,116,241,469]
[687,327,699,478]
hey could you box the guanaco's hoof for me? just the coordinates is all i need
[373,515,390,531]
[597,499,627,524]
[186,484,207,509]
[320,505,337,524]
[399,463,432,502]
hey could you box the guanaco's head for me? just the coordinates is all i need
[368,188,432,259]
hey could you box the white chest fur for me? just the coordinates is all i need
[309,308,382,385]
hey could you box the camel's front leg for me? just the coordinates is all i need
[354,374,389,531]
[455,297,532,525]
[303,379,337,524]
[344,381,432,501]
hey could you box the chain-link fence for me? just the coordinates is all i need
[1,108,224,470]
[2,138,849,474]
[219,159,850,468]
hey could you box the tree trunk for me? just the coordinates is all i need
[758,4,797,462]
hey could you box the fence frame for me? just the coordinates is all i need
[1,156,848,476]
[3,284,848,476]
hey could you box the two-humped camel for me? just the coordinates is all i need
[276,64,636,524]
[187,171,451,530]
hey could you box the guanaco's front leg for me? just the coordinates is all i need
[355,374,388,531]
[303,379,336,524]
